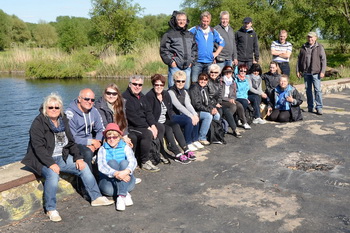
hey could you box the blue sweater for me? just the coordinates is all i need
[235,77,250,99]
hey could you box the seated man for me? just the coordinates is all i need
[122,75,163,172]
[65,88,104,172]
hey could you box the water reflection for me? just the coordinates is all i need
[0,77,153,166]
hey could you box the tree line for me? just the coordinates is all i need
[0,0,349,54]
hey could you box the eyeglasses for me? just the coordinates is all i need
[105,91,118,96]
[175,80,186,83]
[106,136,120,140]
[48,106,60,110]
[154,84,165,87]
[131,83,143,87]
[210,71,219,74]
[199,79,208,81]
[81,97,95,102]
[239,70,247,73]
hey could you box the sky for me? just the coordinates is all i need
[0,0,184,23]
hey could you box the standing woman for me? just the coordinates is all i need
[22,93,113,222]
[267,75,303,122]
[94,83,133,147]
[235,64,252,129]
[146,74,195,164]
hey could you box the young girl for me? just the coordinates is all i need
[97,123,137,211]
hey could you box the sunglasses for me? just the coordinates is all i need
[131,83,143,87]
[210,71,219,74]
[81,97,95,102]
[154,84,165,87]
[105,91,118,96]
[48,106,60,110]
[106,136,120,140]
[199,79,208,81]
[175,80,186,83]
[239,70,247,73]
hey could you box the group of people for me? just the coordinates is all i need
[22,9,327,223]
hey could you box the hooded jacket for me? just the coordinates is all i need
[160,11,197,69]
[65,99,104,145]
[235,27,259,62]
[22,109,82,176]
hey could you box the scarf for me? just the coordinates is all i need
[48,116,65,133]
[275,85,292,111]
[223,75,233,86]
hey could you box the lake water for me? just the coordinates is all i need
[0,76,153,166]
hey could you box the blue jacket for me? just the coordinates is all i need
[235,76,250,99]
[65,99,105,145]
[189,26,225,63]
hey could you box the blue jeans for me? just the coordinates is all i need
[248,94,261,118]
[198,111,220,141]
[172,114,199,144]
[77,144,94,172]
[191,62,211,83]
[216,60,233,71]
[41,155,101,211]
[304,74,323,111]
[168,66,191,90]
[98,160,135,197]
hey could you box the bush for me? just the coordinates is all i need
[25,59,84,78]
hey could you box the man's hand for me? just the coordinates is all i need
[320,72,325,78]
[297,72,302,79]
[75,159,86,170]
[91,139,101,149]
[229,99,236,104]
[149,125,158,139]
[171,61,177,68]
[49,164,60,174]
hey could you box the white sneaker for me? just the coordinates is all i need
[47,210,62,222]
[243,123,251,130]
[252,118,266,124]
[193,141,204,149]
[116,196,126,211]
[188,143,198,151]
[135,178,142,184]
[125,193,133,206]
[237,120,242,126]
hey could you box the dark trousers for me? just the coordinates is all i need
[268,109,291,122]
[277,62,290,76]
[248,94,262,118]
[163,120,187,155]
[220,102,237,131]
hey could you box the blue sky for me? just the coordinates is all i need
[0,0,184,23]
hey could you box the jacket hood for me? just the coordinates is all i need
[67,99,85,117]
[239,26,254,33]
[168,11,189,33]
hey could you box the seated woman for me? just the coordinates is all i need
[168,70,203,151]
[22,93,114,222]
[207,64,223,113]
[146,74,195,164]
[97,123,137,211]
[247,63,267,124]
[262,61,281,101]
[94,83,134,147]
[220,65,248,137]
[267,75,303,122]
[189,73,221,145]
[235,64,252,130]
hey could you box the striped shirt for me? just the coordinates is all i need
[271,40,292,63]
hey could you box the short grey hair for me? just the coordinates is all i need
[220,11,229,19]
[208,64,221,74]
[42,92,64,117]
[129,75,144,83]
[173,70,186,81]
[200,11,211,20]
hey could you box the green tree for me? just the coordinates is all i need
[11,15,31,43]
[0,10,12,50]
[90,0,143,54]
[139,14,170,41]
[32,21,58,47]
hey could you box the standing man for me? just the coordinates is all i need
[271,30,292,75]
[297,32,327,115]
[235,17,259,69]
[189,11,225,83]
[122,75,163,172]
[214,11,238,70]
[160,11,197,89]
[66,88,105,172]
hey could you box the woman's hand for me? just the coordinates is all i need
[148,125,158,139]
[286,96,294,103]
[229,99,236,104]
[261,92,268,99]
[123,135,133,148]
[114,169,131,182]
[49,164,60,174]
[191,115,199,125]
[267,107,273,116]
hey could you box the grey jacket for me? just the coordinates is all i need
[297,42,326,75]
[214,24,237,61]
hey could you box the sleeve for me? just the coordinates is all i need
[189,86,212,112]
[254,33,259,62]
[168,90,196,118]
[144,98,157,126]
[97,146,117,178]
[232,31,238,60]
[159,32,173,66]
[125,145,137,175]
[93,109,105,141]
[291,88,303,106]
[191,34,198,63]
[320,45,327,74]
[214,29,225,47]
[65,109,88,145]
[247,76,263,95]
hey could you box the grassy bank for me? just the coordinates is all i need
[0,40,349,82]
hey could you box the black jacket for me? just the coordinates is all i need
[262,71,281,100]
[146,88,175,122]
[160,12,197,69]
[189,83,215,113]
[122,87,156,128]
[22,112,82,176]
[207,77,223,106]
[94,96,114,127]
[235,27,259,62]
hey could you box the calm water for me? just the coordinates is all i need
[0,76,152,166]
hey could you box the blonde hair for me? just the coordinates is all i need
[173,70,187,81]
[42,93,64,117]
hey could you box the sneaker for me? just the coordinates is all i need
[160,154,170,164]
[184,150,196,161]
[135,178,142,184]
[233,130,242,138]
[237,120,243,126]
[116,196,126,211]
[47,210,62,222]
[142,160,160,172]
[212,141,223,144]
[198,140,210,146]
[125,193,133,206]
[316,109,323,115]
[193,141,204,149]
[174,154,191,164]
[243,123,251,130]
[188,143,198,151]
[252,118,266,124]
[91,196,114,206]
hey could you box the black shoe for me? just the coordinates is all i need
[233,130,242,138]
